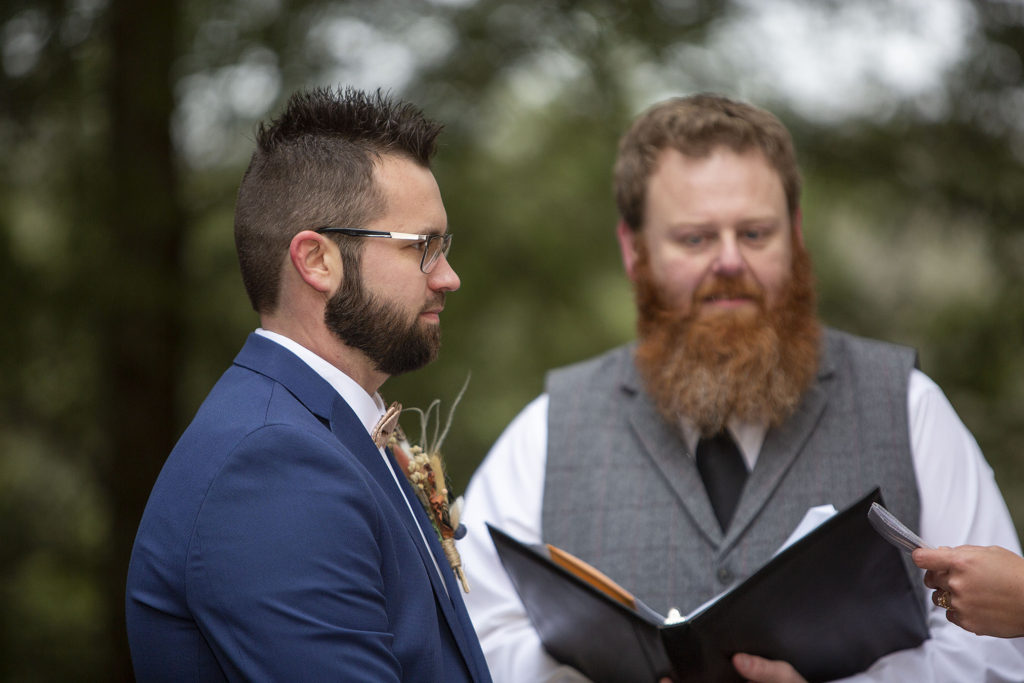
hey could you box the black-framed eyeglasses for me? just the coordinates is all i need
[315,227,453,274]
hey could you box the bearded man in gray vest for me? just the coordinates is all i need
[458,94,1024,682]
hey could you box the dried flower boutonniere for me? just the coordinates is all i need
[389,376,471,593]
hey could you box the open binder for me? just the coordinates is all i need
[488,489,928,683]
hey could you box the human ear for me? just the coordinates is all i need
[288,230,338,294]
[616,220,640,282]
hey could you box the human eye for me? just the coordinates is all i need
[674,231,709,248]
[683,231,722,252]
[740,225,774,244]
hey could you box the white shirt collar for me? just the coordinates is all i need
[679,416,767,471]
[254,328,386,435]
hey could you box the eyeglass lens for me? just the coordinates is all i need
[422,234,452,273]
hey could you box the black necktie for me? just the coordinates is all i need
[696,430,749,532]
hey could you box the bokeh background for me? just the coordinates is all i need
[2,0,1022,679]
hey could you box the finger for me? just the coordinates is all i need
[733,653,805,683]
[913,547,953,572]
[922,568,950,590]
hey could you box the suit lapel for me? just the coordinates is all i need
[234,334,487,681]
[381,446,489,682]
[326,399,451,594]
[329,401,486,681]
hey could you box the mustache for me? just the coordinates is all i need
[422,294,446,314]
[692,275,765,308]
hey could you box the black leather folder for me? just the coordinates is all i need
[488,488,928,683]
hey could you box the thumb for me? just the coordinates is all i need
[912,547,951,571]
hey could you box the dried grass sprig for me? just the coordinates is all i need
[389,374,471,592]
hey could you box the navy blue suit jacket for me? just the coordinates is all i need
[126,334,491,682]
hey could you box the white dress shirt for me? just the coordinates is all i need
[459,369,1024,682]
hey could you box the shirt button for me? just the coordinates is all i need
[717,567,733,584]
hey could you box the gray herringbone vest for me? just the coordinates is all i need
[542,328,923,615]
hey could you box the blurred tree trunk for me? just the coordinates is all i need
[100,0,183,679]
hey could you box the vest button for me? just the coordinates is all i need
[717,567,733,584]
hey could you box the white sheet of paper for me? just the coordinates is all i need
[867,502,932,553]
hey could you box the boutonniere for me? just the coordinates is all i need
[389,376,471,593]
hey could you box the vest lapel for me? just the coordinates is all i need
[621,343,837,552]
[621,364,725,546]
[723,350,836,549]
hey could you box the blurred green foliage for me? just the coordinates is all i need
[1,0,1022,679]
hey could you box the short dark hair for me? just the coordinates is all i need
[614,93,801,231]
[234,86,444,313]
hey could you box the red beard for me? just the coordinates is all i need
[633,238,821,436]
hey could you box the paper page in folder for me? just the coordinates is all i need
[489,525,671,682]
[546,542,666,625]
[546,544,637,609]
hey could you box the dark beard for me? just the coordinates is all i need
[633,238,821,436]
[324,268,442,377]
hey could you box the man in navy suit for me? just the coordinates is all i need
[126,86,492,682]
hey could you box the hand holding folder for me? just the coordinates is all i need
[489,489,928,683]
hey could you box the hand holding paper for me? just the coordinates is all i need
[913,545,1024,638]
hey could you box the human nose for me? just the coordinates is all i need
[711,232,746,276]
[428,252,460,292]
